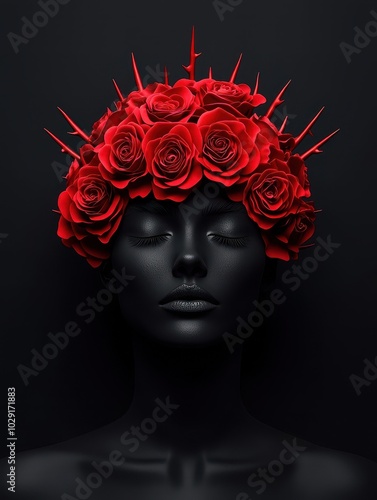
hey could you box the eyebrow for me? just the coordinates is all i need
[201,199,245,215]
[126,200,172,216]
[126,198,245,216]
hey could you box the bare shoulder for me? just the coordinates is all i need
[287,443,377,500]
[0,445,84,499]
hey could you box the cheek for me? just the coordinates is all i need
[111,240,171,309]
[209,243,266,319]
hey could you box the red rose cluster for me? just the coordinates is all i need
[47,31,337,268]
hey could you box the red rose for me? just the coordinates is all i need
[139,86,197,124]
[193,78,266,117]
[242,159,301,230]
[65,159,80,183]
[57,165,128,268]
[197,108,261,188]
[287,155,311,198]
[123,83,171,113]
[277,132,296,156]
[95,113,152,197]
[79,144,98,166]
[253,116,280,161]
[143,123,203,201]
[261,201,316,260]
[173,78,198,96]
[90,108,129,145]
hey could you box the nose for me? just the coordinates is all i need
[172,230,207,280]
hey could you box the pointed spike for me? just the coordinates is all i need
[164,66,169,85]
[208,67,213,79]
[279,116,289,133]
[294,107,325,148]
[253,72,260,94]
[266,80,292,119]
[300,243,316,249]
[301,129,340,160]
[229,53,243,84]
[44,128,80,161]
[112,79,124,100]
[182,26,202,80]
[131,53,144,91]
[57,107,91,143]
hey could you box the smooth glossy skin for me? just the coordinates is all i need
[110,184,266,347]
[2,181,377,499]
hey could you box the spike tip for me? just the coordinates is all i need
[57,108,91,143]
[182,26,202,80]
[131,53,144,91]
[266,80,292,119]
[294,107,325,148]
[301,129,340,160]
[229,54,243,83]
[112,79,124,100]
[44,128,80,160]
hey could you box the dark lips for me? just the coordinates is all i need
[159,283,219,313]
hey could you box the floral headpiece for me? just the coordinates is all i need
[47,29,338,268]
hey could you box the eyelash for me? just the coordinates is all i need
[128,234,171,247]
[128,234,249,248]
[209,235,249,248]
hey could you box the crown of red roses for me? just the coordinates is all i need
[46,28,338,268]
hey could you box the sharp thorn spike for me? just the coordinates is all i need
[164,66,169,85]
[266,80,292,119]
[229,53,243,83]
[253,72,260,94]
[112,79,124,100]
[131,53,144,91]
[300,243,316,249]
[182,26,202,79]
[301,129,340,160]
[57,107,91,143]
[44,128,80,160]
[208,67,213,79]
[294,107,325,148]
[279,116,289,133]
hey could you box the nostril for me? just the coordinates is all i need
[172,253,207,278]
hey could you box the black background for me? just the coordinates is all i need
[1,0,377,463]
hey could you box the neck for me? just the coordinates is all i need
[126,334,251,454]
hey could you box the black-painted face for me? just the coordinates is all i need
[111,185,266,347]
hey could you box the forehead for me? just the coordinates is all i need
[125,194,246,218]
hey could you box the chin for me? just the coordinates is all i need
[133,315,227,349]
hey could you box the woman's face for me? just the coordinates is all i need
[111,185,266,347]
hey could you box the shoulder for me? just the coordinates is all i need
[289,443,377,499]
[231,421,377,500]
[0,444,89,500]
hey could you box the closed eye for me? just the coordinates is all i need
[208,234,249,248]
[128,234,171,247]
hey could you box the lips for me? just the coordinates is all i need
[159,283,219,314]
